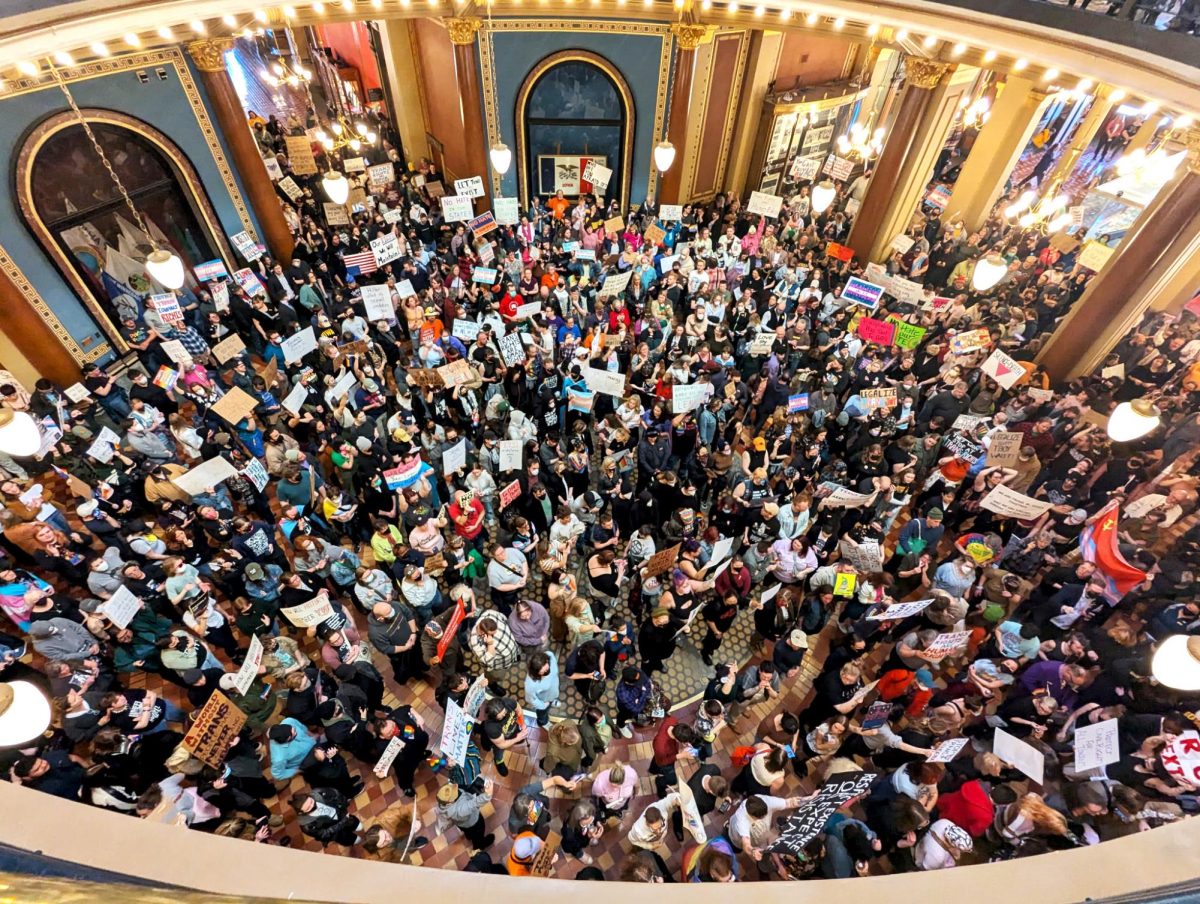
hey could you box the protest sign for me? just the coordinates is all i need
[582,159,613,189]
[892,320,927,350]
[172,456,240,496]
[981,348,1024,389]
[328,369,357,402]
[1078,240,1115,273]
[867,598,934,621]
[1162,731,1200,785]
[788,393,809,413]
[442,439,467,476]
[944,434,983,464]
[643,223,667,247]
[824,155,854,181]
[862,700,893,730]
[925,630,972,661]
[860,388,897,410]
[370,233,402,267]
[514,301,542,319]
[1028,387,1054,402]
[767,773,877,854]
[842,277,885,310]
[833,573,857,597]
[498,333,526,366]
[494,197,520,225]
[63,383,91,403]
[182,690,247,768]
[210,387,260,426]
[1125,493,1167,519]
[468,211,498,237]
[281,382,310,416]
[281,326,318,364]
[584,367,626,398]
[792,156,821,180]
[841,539,883,573]
[341,156,366,173]
[950,328,991,354]
[229,634,264,696]
[499,479,522,510]
[436,359,476,389]
[888,276,925,306]
[234,268,266,298]
[383,208,404,224]
[452,318,481,341]
[891,233,915,254]
[604,215,625,234]
[284,136,318,174]
[367,162,395,189]
[988,431,1024,467]
[746,191,784,218]
[159,339,192,364]
[441,195,474,222]
[241,458,270,493]
[826,241,854,262]
[672,382,710,414]
[373,734,405,779]
[211,332,246,365]
[100,585,143,630]
[994,727,1045,785]
[1073,718,1120,772]
[470,266,497,285]
[278,176,304,202]
[231,231,262,262]
[749,332,775,356]
[980,485,1053,520]
[1101,363,1125,381]
[927,737,971,763]
[499,439,523,472]
[857,317,896,345]
[149,292,185,324]
[360,284,395,322]
[821,484,875,508]
[599,270,634,299]
[644,543,681,579]
[210,281,229,311]
[323,202,350,226]
[86,433,116,464]
[440,698,473,766]
[455,176,486,198]
[281,595,335,628]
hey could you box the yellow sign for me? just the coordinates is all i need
[834,572,857,597]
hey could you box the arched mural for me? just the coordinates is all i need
[516,51,634,208]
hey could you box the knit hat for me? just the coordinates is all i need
[981,602,1006,624]
[180,669,203,685]
[284,449,301,462]
[927,508,944,520]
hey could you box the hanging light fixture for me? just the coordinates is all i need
[1003,182,1072,234]
[262,57,312,88]
[1106,398,1160,442]
[322,170,350,204]
[811,179,836,214]
[1152,635,1200,690]
[0,681,52,748]
[957,93,991,129]
[835,121,885,161]
[653,140,676,173]
[0,409,43,458]
[49,60,185,289]
[970,253,1008,292]
[489,142,512,175]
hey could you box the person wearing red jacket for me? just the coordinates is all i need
[877,667,935,717]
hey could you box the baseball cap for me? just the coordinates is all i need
[218,673,241,692]
[789,629,809,648]
[914,668,934,688]
[245,563,265,580]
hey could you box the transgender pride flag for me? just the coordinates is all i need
[842,276,885,311]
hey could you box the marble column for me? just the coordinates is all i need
[1038,129,1200,380]
[0,268,81,385]
[187,39,294,263]
[846,58,960,263]
[447,17,490,212]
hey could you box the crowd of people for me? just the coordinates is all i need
[3,104,1200,883]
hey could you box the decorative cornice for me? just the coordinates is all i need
[186,38,235,72]
[671,22,716,51]
[1187,126,1200,175]
[446,16,483,45]
[905,57,952,90]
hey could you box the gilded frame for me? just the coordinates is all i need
[4,47,254,363]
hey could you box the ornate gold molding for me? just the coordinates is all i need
[905,58,952,90]
[1186,126,1200,175]
[186,38,235,72]
[446,16,483,46]
[0,243,94,363]
[671,22,716,50]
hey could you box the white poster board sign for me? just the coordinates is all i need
[994,727,1045,785]
[454,176,486,198]
[281,326,318,364]
[1073,718,1120,772]
[583,366,626,398]
[981,348,1024,389]
[281,595,335,628]
[746,190,784,218]
[360,284,394,321]
[172,456,241,496]
[100,585,144,630]
[499,439,523,472]
[441,195,474,222]
[980,485,1053,520]
[230,633,264,696]
[494,197,520,225]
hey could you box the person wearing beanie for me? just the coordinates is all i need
[360,802,430,863]
[436,778,496,850]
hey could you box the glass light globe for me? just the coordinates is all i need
[971,253,1007,292]
[490,142,512,175]
[145,248,186,289]
[811,180,836,213]
[331,122,344,135]
[1152,635,1200,690]
[323,171,350,204]
[0,410,43,458]
[349,139,362,152]
[1107,399,1160,442]
[366,132,378,143]
[653,140,676,173]
[0,681,52,747]
[355,122,368,135]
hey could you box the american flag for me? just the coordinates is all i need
[343,250,378,278]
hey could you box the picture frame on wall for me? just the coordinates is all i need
[537,155,608,197]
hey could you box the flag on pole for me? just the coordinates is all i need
[1079,500,1148,602]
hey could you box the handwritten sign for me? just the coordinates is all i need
[1077,240,1115,273]
[360,284,395,322]
[950,328,991,355]
[644,543,681,579]
[659,204,684,221]
[1162,730,1200,785]
[281,326,318,364]
[833,572,857,597]
[892,320,927,350]
[987,431,1024,467]
[856,317,896,345]
[746,190,784,218]
[441,195,474,222]
[583,366,626,398]
[980,485,1053,520]
[439,698,473,766]
[599,270,633,298]
[281,595,335,628]
[284,136,318,175]
[494,197,520,225]
[499,479,522,510]
[367,162,395,189]
[323,202,350,226]
[672,382,710,414]
[229,633,264,696]
[100,585,143,630]
[172,456,240,496]
[210,386,260,426]
[927,737,971,763]
[925,630,972,661]
[278,176,304,202]
[241,458,270,493]
[159,339,192,365]
[1073,718,1120,772]
[211,332,246,365]
[281,382,310,416]
[455,176,486,198]
[867,598,934,621]
[981,348,1023,389]
[182,690,247,768]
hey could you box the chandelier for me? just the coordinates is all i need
[835,121,884,161]
[1003,183,1072,233]
[262,57,312,88]
[958,94,990,129]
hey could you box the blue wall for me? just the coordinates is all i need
[489,30,668,206]
[0,53,260,363]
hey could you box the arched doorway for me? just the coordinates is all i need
[15,109,237,351]
[516,52,634,208]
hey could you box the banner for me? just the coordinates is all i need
[767,773,877,854]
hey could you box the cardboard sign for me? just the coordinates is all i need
[1077,240,1115,273]
[360,284,395,322]
[1073,718,1120,772]
[987,431,1024,467]
[746,190,784,218]
[530,830,562,878]
[980,485,1053,520]
[856,317,897,345]
[994,727,1045,785]
[437,359,475,388]
[210,386,260,426]
[454,176,486,198]
[583,366,626,398]
[604,215,625,234]
[100,585,143,630]
[278,176,304,202]
[172,456,240,496]
[643,223,667,247]
[281,326,318,364]
[494,197,520,225]
[441,195,474,222]
[981,348,1023,389]
[210,332,246,365]
[284,135,318,174]
[644,543,681,579]
[767,773,877,854]
[182,690,248,768]
[842,277,885,310]
[499,479,522,510]
[281,595,335,628]
[229,633,264,697]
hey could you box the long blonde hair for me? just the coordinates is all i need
[1018,792,1069,835]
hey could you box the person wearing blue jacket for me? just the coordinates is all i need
[614,666,653,738]
[269,716,317,781]
[524,650,559,727]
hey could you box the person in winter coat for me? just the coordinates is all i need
[614,666,653,737]
[268,717,317,781]
[291,787,361,846]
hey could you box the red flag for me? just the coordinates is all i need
[1080,501,1148,597]
[826,242,854,262]
[436,598,466,662]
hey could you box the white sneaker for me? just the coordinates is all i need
[619,724,633,738]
